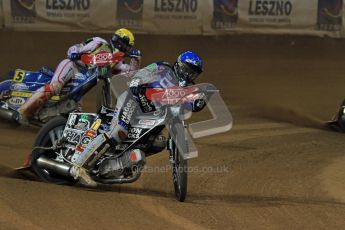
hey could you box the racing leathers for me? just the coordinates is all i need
[19,37,141,119]
[70,62,206,186]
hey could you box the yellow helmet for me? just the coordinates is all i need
[114,28,135,46]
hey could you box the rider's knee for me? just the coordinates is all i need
[49,82,63,95]
[54,59,75,83]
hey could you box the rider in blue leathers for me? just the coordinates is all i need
[69,51,206,187]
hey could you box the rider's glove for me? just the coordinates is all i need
[69,53,81,61]
[190,92,207,112]
[129,48,141,59]
[130,85,145,96]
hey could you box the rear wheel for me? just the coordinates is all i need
[31,116,76,185]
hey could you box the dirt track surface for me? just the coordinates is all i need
[1,32,345,229]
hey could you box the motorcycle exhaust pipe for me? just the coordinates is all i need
[0,108,17,123]
[96,172,142,184]
[36,156,71,177]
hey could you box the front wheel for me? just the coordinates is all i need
[31,116,76,185]
[96,79,113,110]
[169,138,188,202]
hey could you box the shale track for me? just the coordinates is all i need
[0,32,345,229]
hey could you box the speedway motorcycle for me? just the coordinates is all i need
[26,66,232,202]
[327,99,345,131]
[0,51,124,126]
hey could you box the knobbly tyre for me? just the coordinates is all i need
[0,51,124,126]
[25,66,232,202]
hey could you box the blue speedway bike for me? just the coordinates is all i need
[0,51,124,126]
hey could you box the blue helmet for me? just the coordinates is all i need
[173,51,204,86]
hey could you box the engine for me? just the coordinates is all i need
[99,149,145,178]
[38,100,78,122]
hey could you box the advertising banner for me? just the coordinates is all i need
[142,0,204,34]
[0,0,3,28]
[209,0,239,31]
[239,0,317,28]
[203,0,343,37]
[115,0,144,30]
[2,0,116,32]
[316,0,343,32]
[1,0,344,37]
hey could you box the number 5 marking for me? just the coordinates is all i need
[13,70,25,82]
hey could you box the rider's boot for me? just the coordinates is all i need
[15,111,29,125]
[18,85,54,123]
[70,134,114,187]
[69,166,97,188]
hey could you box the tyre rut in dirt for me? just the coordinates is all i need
[31,116,76,185]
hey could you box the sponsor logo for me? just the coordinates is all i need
[100,107,108,114]
[67,114,78,127]
[80,135,92,145]
[154,0,198,13]
[246,0,293,24]
[118,120,128,129]
[129,78,140,88]
[11,83,28,91]
[66,114,93,131]
[159,88,188,104]
[120,99,136,125]
[127,127,143,139]
[153,0,199,20]
[213,0,239,29]
[64,129,92,145]
[90,119,102,131]
[138,119,156,126]
[317,0,342,31]
[248,0,292,16]
[1,103,9,109]
[11,0,36,24]
[75,121,90,131]
[46,0,91,10]
[117,0,143,28]
[163,88,186,98]
[92,52,114,66]
[159,75,175,88]
[45,0,91,18]
[115,144,129,150]
[8,97,25,106]
[10,91,61,101]
[66,82,80,87]
[74,115,91,131]
[139,94,153,112]
[73,73,86,81]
